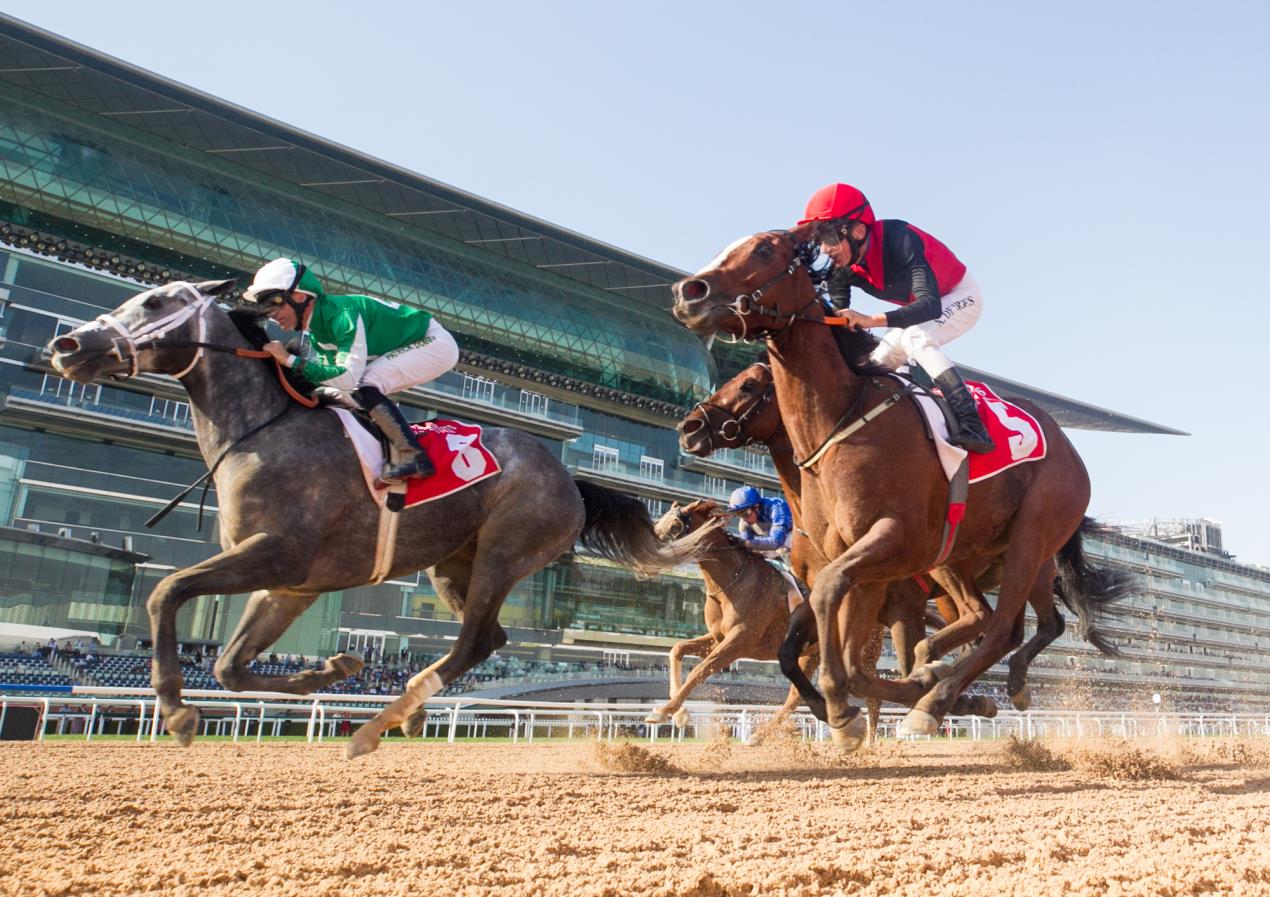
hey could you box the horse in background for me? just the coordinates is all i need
[647,500,819,732]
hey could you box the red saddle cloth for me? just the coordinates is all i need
[965,382,1047,483]
[380,419,501,508]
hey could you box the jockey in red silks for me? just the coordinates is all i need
[799,183,995,454]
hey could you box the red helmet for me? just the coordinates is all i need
[798,183,875,226]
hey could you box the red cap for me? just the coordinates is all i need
[799,183,875,226]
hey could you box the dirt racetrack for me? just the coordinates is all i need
[3,735,1270,897]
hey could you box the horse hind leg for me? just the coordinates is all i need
[399,551,478,738]
[1006,558,1063,711]
[349,507,576,759]
[213,590,364,695]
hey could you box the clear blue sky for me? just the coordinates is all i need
[7,1,1269,562]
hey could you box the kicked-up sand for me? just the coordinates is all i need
[2,734,1269,897]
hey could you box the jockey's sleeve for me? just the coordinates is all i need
[883,224,943,329]
[745,500,793,551]
[293,310,369,391]
[826,266,853,309]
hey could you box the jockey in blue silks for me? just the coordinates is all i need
[727,486,793,560]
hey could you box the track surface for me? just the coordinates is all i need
[4,737,1269,896]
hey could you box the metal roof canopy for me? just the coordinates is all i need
[0,16,683,304]
[0,15,1186,436]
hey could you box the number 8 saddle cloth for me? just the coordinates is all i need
[331,408,501,509]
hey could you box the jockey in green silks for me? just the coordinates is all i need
[242,258,459,482]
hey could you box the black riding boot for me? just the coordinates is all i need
[354,386,435,482]
[933,369,995,454]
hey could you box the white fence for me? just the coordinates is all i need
[4,687,1269,745]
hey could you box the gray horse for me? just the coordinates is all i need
[48,279,706,759]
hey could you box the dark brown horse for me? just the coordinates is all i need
[646,499,819,731]
[681,360,1118,717]
[672,230,1125,743]
[681,360,972,744]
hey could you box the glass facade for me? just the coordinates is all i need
[0,528,139,634]
[0,78,713,408]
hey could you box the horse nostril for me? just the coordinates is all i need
[679,419,703,435]
[680,279,710,301]
[53,336,80,353]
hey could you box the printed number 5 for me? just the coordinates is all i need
[982,397,1037,461]
[445,433,487,481]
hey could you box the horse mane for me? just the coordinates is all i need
[227,308,271,349]
[226,308,334,407]
[833,325,892,377]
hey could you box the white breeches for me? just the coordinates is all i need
[361,320,459,395]
[867,274,982,378]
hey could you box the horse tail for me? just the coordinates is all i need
[573,479,709,576]
[1053,517,1135,656]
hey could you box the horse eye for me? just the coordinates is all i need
[739,381,755,394]
[755,244,773,258]
[143,297,162,310]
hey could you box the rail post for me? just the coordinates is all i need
[447,703,461,744]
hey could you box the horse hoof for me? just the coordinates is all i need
[327,652,364,679]
[672,709,691,729]
[912,660,955,682]
[166,706,200,746]
[1010,687,1031,712]
[644,710,670,725]
[829,715,867,752]
[400,708,427,739]
[345,727,380,760]
[898,709,939,737]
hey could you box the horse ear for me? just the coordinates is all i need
[196,278,239,296]
[789,221,820,244]
[670,501,680,511]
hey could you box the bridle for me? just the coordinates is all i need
[91,283,215,380]
[709,234,827,342]
[73,283,317,408]
[688,365,774,449]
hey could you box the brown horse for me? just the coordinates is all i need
[680,360,973,743]
[646,500,819,730]
[681,359,1117,717]
[672,229,1124,743]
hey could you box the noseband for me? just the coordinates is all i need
[91,285,213,380]
[689,367,774,449]
[712,237,825,342]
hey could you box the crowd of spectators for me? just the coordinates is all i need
[2,639,1264,713]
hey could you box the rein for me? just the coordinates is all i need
[690,370,774,449]
[147,338,319,409]
[144,402,297,530]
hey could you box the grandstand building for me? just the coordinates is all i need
[0,16,1264,712]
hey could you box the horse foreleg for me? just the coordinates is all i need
[648,630,751,729]
[778,601,826,723]
[646,634,715,724]
[147,533,296,745]
[881,581,928,678]
[213,590,363,694]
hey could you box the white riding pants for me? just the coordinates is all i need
[361,320,460,395]
[867,273,982,378]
